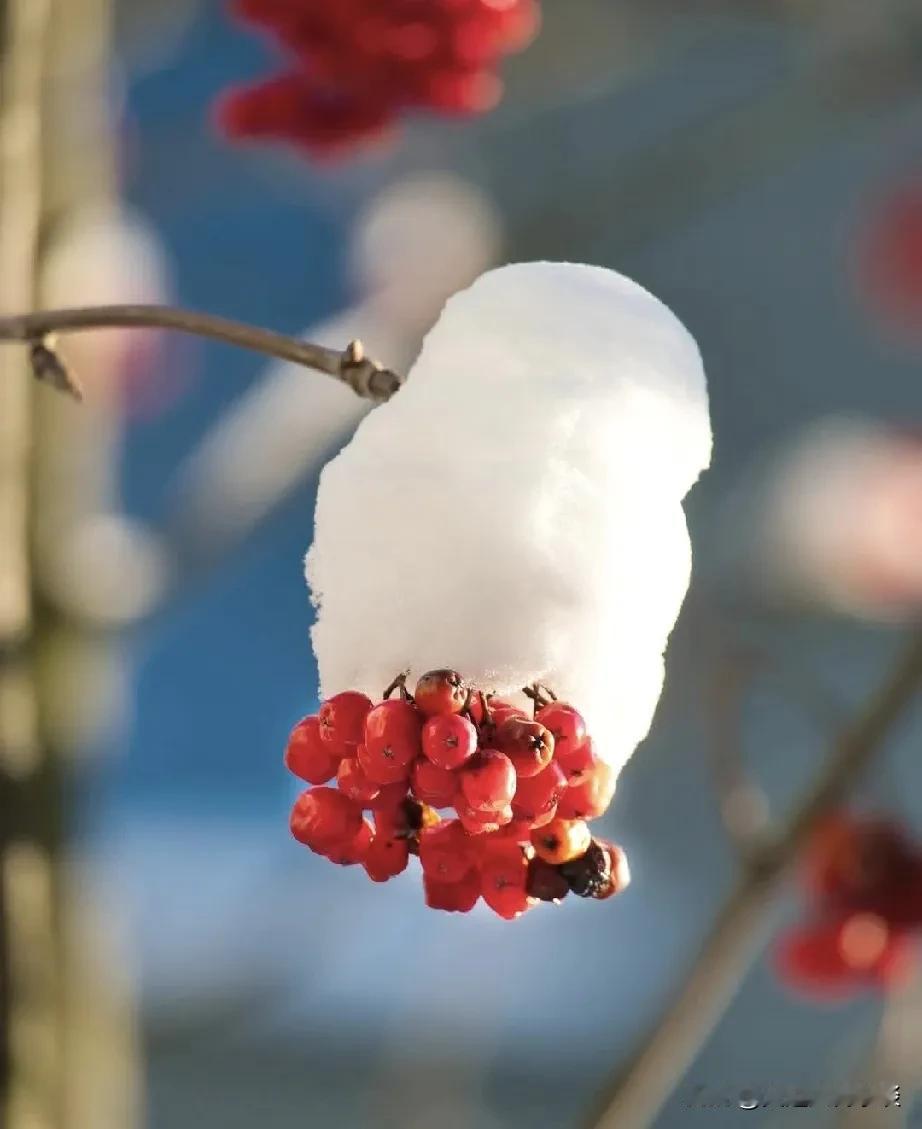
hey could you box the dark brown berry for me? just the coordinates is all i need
[526,858,569,903]
[560,839,630,899]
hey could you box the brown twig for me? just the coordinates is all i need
[0,305,404,403]
[706,647,849,862]
[586,632,922,1129]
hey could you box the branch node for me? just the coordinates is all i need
[29,336,82,401]
[344,338,365,364]
[339,340,404,403]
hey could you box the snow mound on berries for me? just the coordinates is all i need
[306,262,711,774]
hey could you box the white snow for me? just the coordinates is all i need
[306,262,711,776]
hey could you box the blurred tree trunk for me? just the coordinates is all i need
[0,0,140,1126]
[0,2,57,1125]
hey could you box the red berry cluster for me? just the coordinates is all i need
[774,813,922,1000]
[284,669,629,918]
[217,0,540,159]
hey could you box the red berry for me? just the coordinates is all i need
[483,700,528,728]
[358,739,408,786]
[473,704,525,740]
[450,17,501,68]
[494,717,554,778]
[290,787,362,851]
[419,68,502,115]
[511,761,566,824]
[324,818,373,866]
[337,755,380,805]
[318,690,373,754]
[774,919,854,999]
[216,72,396,160]
[363,832,410,882]
[424,868,481,913]
[370,779,410,811]
[531,818,591,865]
[487,818,534,844]
[362,699,423,784]
[413,669,467,716]
[460,748,516,813]
[556,760,617,820]
[859,178,922,336]
[494,0,541,51]
[804,814,919,923]
[536,701,586,751]
[411,758,458,807]
[284,715,339,784]
[774,912,914,999]
[529,803,558,829]
[480,844,534,920]
[217,0,537,164]
[474,831,532,863]
[455,798,513,835]
[467,694,519,727]
[419,819,475,883]
[839,912,914,987]
[555,735,597,787]
[422,712,478,769]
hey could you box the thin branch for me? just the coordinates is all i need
[706,652,771,860]
[0,305,404,403]
[706,647,847,860]
[586,632,922,1129]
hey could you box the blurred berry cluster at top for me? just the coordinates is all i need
[216,0,540,160]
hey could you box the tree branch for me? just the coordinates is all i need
[0,304,405,403]
[705,646,847,861]
[586,631,922,1129]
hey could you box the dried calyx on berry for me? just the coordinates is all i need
[392,797,439,848]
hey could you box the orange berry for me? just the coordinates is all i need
[531,818,591,865]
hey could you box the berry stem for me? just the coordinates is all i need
[382,670,411,702]
[522,682,555,717]
[460,686,478,724]
[0,304,404,403]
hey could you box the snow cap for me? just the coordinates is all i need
[307,262,710,776]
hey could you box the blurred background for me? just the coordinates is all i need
[1,1,921,1127]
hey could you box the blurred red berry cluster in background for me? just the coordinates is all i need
[284,669,630,919]
[774,813,922,1001]
[216,0,540,160]
[858,177,922,338]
